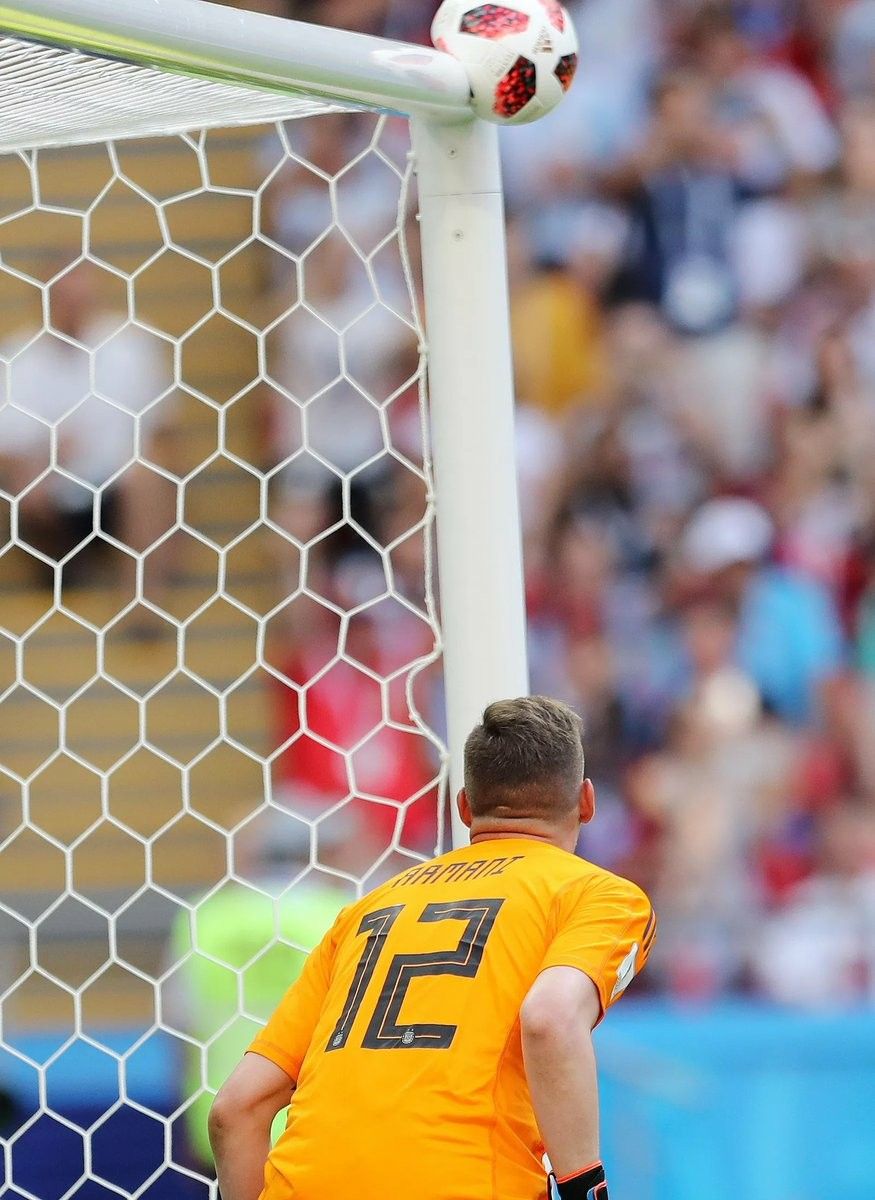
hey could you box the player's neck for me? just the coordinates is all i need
[468,824,575,853]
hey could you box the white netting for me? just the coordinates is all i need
[0,101,446,1197]
[0,36,350,152]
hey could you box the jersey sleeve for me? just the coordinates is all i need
[539,873,656,1018]
[247,914,341,1081]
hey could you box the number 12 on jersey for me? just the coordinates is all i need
[327,897,505,1052]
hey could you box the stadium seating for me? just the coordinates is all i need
[0,128,279,1031]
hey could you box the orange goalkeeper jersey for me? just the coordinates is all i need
[249,838,655,1200]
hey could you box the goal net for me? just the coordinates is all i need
[0,3,527,1196]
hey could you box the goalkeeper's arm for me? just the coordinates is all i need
[209,1052,294,1200]
[520,967,608,1200]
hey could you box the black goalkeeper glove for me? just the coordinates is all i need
[549,1161,609,1200]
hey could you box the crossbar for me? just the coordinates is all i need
[0,0,473,119]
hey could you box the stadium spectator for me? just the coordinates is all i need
[629,597,797,996]
[509,236,611,421]
[0,260,177,589]
[265,232,413,482]
[261,113,407,268]
[750,803,875,1006]
[500,0,664,236]
[766,326,870,601]
[679,497,845,723]
[270,566,440,878]
[687,3,838,188]
[258,109,423,591]
[609,67,743,335]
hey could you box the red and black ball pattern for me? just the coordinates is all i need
[494,55,538,116]
[537,0,566,32]
[554,52,577,92]
[459,4,530,38]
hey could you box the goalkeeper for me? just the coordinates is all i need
[210,696,654,1200]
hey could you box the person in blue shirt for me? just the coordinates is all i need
[681,497,845,723]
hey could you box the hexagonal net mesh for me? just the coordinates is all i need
[0,104,446,1197]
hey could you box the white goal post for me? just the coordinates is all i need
[0,0,529,832]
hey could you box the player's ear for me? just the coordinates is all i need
[580,779,596,825]
[457,788,473,829]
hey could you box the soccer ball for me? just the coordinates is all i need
[431,0,578,126]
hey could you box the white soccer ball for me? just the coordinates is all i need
[431,0,578,126]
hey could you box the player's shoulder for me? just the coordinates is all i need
[566,854,650,896]
[553,855,653,922]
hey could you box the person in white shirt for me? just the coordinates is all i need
[0,261,176,588]
[750,804,875,1008]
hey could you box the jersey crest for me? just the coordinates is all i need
[610,941,640,1001]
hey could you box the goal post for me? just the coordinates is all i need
[0,0,529,832]
[0,0,474,122]
[412,114,529,842]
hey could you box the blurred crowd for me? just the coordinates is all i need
[5,0,875,1016]
[253,0,875,1009]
